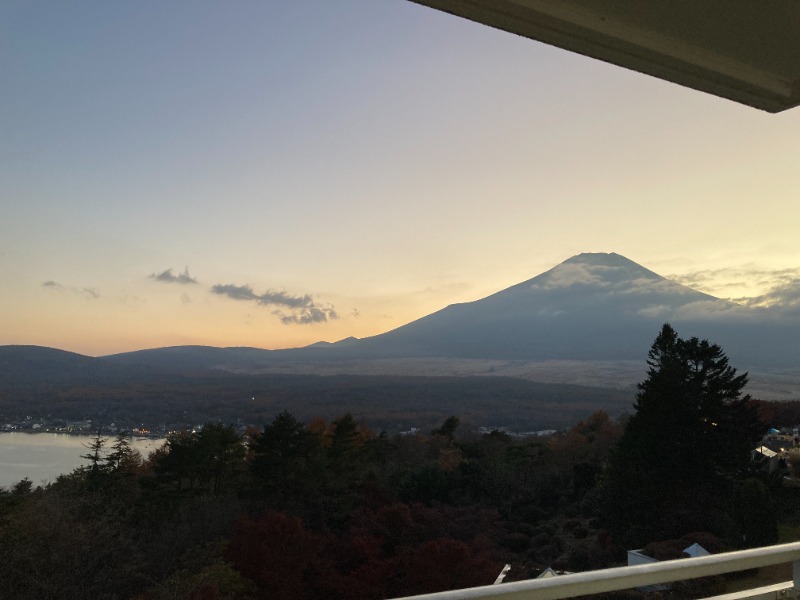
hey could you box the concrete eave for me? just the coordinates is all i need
[409,0,800,113]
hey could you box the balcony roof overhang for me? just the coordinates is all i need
[408,0,800,113]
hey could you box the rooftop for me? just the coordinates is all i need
[410,0,800,112]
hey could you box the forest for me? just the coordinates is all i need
[0,369,634,434]
[2,325,799,599]
[0,411,624,599]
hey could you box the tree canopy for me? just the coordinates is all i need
[604,323,765,547]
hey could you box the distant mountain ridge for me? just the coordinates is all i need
[5,253,799,376]
[0,344,166,386]
[3,253,799,428]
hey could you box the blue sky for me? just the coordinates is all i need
[2,1,799,355]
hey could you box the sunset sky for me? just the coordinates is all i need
[3,1,799,357]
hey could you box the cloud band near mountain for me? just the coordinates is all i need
[211,283,337,323]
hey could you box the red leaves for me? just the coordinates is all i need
[226,506,502,599]
[395,537,500,596]
[226,512,325,600]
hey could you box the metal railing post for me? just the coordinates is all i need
[793,559,800,590]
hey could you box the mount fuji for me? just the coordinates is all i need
[106,252,800,372]
[349,252,739,361]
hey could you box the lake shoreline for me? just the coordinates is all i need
[0,432,166,489]
[0,429,164,439]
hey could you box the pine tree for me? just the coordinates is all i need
[603,324,763,547]
[81,431,108,478]
[105,432,142,474]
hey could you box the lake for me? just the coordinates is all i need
[0,432,165,489]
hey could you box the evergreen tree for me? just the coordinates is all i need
[603,324,763,547]
[153,424,245,495]
[196,423,246,496]
[81,431,108,479]
[105,432,142,474]
[432,416,460,442]
[154,430,202,492]
[249,411,322,511]
[327,413,364,466]
[324,413,370,522]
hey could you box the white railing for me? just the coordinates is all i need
[392,541,800,600]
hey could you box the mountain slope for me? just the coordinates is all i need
[351,252,751,361]
[101,252,799,370]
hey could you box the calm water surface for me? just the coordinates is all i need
[0,433,165,489]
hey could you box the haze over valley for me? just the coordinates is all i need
[101,252,800,396]
[4,253,800,434]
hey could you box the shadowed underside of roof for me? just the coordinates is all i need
[409,0,800,113]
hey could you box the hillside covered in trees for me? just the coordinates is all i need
[0,405,796,599]
[0,412,618,599]
[2,325,799,599]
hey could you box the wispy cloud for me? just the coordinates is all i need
[211,283,260,302]
[150,267,198,285]
[531,263,608,289]
[623,277,696,296]
[735,280,800,311]
[42,280,100,300]
[668,266,800,310]
[211,283,338,324]
[211,284,311,307]
[274,306,338,324]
